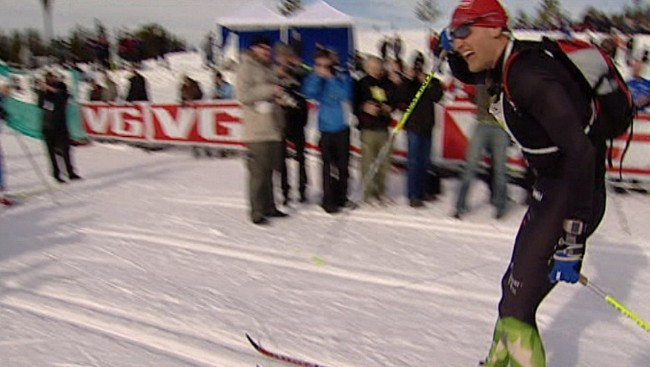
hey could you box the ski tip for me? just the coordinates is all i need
[245,333,260,349]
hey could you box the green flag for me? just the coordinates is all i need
[1,64,86,141]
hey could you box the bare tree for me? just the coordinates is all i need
[40,0,54,44]
[515,10,533,29]
[415,0,441,24]
[537,0,562,28]
[278,0,302,16]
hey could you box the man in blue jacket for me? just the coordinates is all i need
[627,57,650,111]
[303,49,353,214]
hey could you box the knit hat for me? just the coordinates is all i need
[450,0,508,30]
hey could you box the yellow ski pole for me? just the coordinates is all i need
[360,51,448,198]
[579,274,650,332]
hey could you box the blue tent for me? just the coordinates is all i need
[217,0,355,67]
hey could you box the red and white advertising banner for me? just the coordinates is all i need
[438,102,650,181]
[81,101,650,182]
[82,103,149,141]
[81,101,245,147]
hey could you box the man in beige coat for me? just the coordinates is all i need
[237,35,287,225]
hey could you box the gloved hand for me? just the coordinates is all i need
[440,28,454,53]
[548,219,586,284]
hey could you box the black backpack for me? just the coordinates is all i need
[504,37,635,177]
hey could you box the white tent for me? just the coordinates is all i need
[285,0,353,28]
[216,0,287,31]
[216,0,353,31]
[216,0,355,65]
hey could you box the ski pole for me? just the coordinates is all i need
[579,274,650,332]
[11,130,59,205]
[359,50,448,199]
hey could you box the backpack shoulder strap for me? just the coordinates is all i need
[502,40,541,104]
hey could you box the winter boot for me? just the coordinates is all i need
[482,317,546,367]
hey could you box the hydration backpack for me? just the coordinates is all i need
[504,37,635,177]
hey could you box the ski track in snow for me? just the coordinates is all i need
[1,290,257,367]
[78,226,497,303]
[2,138,650,366]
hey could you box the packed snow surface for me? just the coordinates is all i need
[1,126,649,366]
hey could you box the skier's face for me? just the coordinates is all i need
[453,26,505,73]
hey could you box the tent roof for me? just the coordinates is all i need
[217,0,353,30]
[288,0,353,27]
[216,1,287,30]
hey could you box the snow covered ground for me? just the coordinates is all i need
[1,123,649,366]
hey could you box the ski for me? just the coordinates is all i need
[246,333,331,367]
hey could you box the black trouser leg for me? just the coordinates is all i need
[320,129,350,208]
[57,136,76,177]
[44,133,60,178]
[498,175,606,325]
[331,129,350,206]
[319,133,335,209]
[293,132,308,195]
[280,137,290,199]
[265,141,282,214]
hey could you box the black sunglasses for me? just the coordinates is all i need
[451,12,501,40]
[451,23,473,40]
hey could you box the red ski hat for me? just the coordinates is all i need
[451,0,509,30]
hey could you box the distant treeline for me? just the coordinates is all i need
[0,22,186,66]
[513,2,650,34]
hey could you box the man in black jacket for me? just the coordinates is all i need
[275,43,309,204]
[39,72,81,183]
[445,1,607,366]
[354,56,394,204]
[403,56,443,207]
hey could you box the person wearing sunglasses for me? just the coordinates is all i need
[445,1,608,366]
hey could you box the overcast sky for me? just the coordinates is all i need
[0,0,632,45]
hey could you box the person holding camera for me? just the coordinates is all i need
[236,35,288,225]
[275,43,309,205]
[354,56,393,205]
[38,72,81,183]
[303,49,354,214]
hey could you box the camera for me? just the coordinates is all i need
[276,88,299,108]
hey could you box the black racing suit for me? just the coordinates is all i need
[449,40,607,326]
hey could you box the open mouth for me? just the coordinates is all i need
[462,50,475,62]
